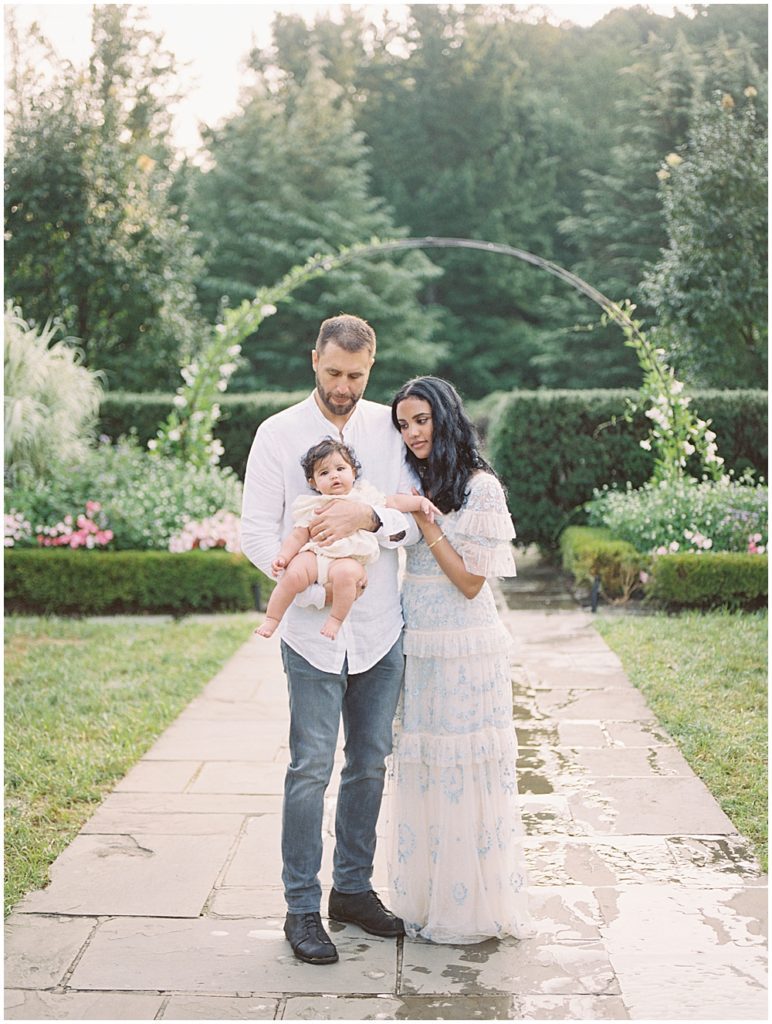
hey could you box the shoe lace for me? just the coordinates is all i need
[300,912,325,940]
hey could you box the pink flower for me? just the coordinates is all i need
[86,501,101,513]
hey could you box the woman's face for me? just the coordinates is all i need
[396,397,433,460]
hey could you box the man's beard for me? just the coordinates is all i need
[316,377,360,417]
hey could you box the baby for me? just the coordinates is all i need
[256,438,437,640]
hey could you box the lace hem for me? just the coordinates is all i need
[453,508,516,541]
[403,623,512,657]
[391,725,519,766]
[455,540,518,579]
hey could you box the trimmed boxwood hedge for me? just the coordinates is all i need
[489,389,767,549]
[99,390,308,478]
[648,551,768,610]
[559,526,767,610]
[100,388,767,549]
[4,549,273,616]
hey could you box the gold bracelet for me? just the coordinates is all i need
[427,532,446,550]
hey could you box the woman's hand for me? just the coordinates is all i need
[309,499,373,546]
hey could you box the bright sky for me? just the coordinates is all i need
[7,1,696,154]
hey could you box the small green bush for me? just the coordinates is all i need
[4,549,271,615]
[560,526,647,602]
[648,552,768,610]
[99,390,307,477]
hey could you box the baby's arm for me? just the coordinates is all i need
[386,493,441,523]
[271,525,311,577]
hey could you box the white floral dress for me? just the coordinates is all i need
[387,472,532,944]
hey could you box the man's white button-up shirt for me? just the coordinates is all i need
[241,392,420,673]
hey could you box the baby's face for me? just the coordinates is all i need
[311,454,356,496]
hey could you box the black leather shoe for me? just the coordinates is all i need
[328,887,405,938]
[284,912,339,964]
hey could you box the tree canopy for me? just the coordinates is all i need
[4,3,767,397]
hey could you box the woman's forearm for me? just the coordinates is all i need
[418,521,485,599]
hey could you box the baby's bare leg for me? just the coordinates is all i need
[256,551,319,637]
[320,559,367,640]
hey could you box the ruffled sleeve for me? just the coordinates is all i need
[451,474,517,578]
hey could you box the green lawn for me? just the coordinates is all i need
[595,609,768,872]
[4,613,257,915]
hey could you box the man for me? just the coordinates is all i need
[241,314,419,965]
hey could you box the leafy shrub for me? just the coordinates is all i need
[648,552,768,610]
[4,303,103,481]
[5,436,242,551]
[587,476,768,555]
[560,526,647,602]
[488,389,768,548]
[4,549,269,615]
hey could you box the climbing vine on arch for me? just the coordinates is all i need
[150,236,723,483]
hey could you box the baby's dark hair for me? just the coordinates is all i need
[301,438,362,491]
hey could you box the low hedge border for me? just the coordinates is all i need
[648,552,768,610]
[4,550,274,616]
[560,526,768,610]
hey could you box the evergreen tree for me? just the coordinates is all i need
[642,97,767,386]
[187,55,443,400]
[4,6,207,391]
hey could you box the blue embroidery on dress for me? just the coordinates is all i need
[440,766,464,803]
[452,882,468,905]
[398,823,416,863]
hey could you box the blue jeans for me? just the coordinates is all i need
[280,638,404,914]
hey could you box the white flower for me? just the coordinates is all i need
[215,323,227,335]
[173,395,187,408]
[639,439,652,451]
[211,403,221,419]
[147,439,158,450]
[260,304,277,317]
[665,152,683,168]
[683,442,695,455]
[168,429,181,442]
[227,344,241,356]
[191,411,205,423]
[218,363,237,376]
[671,380,684,394]
[216,380,227,391]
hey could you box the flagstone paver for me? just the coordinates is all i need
[4,598,768,1020]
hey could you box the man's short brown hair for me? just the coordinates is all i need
[315,314,376,356]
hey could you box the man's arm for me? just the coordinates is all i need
[240,422,285,578]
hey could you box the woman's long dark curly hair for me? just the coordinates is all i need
[391,376,496,514]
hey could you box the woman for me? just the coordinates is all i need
[387,376,532,944]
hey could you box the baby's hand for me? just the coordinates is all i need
[419,497,436,523]
[412,488,441,523]
[271,556,287,577]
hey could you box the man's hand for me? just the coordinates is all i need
[309,499,375,547]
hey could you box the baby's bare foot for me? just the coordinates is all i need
[320,615,344,640]
[256,617,280,638]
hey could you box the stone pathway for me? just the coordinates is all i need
[4,595,768,1020]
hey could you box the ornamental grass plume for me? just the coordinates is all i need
[4,302,103,481]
